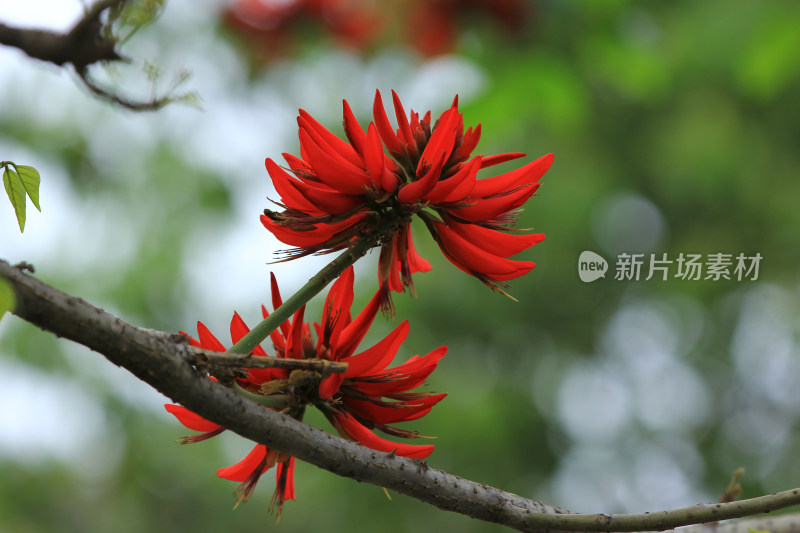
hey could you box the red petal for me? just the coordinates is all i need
[405,227,432,273]
[299,117,363,178]
[298,109,363,169]
[284,174,365,214]
[332,413,434,459]
[479,152,526,168]
[282,153,316,180]
[391,90,415,150]
[266,158,321,213]
[423,155,479,204]
[270,157,364,215]
[230,312,268,356]
[451,183,539,222]
[335,289,381,359]
[342,99,366,155]
[275,457,296,502]
[433,223,536,279]
[363,123,387,190]
[380,167,399,193]
[318,374,344,399]
[354,346,447,396]
[342,321,410,378]
[447,221,544,258]
[217,444,269,482]
[409,110,425,145]
[372,90,405,155]
[471,153,553,197]
[298,128,372,194]
[344,392,447,424]
[456,124,481,160]
[270,273,291,339]
[418,107,459,170]
[398,150,446,204]
[285,305,306,359]
[229,311,250,344]
[260,213,365,247]
[165,404,221,432]
[321,267,355,348]
[196,322,226,352]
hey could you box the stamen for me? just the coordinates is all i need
[177,427,225,444]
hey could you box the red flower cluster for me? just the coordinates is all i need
[262,90,552,309]
[222,0,382,64]
[165,267,445,515]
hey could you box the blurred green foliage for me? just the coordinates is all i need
[2,0,800,532]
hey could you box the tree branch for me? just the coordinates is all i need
[0,0,188,111]
[681,512,800,533]
[0,0,125,69]
[2,257,800,532]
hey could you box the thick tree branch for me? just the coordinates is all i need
[2,257,800,532]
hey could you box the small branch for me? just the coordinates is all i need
[680,511,800,533]
[0,0,126,68]
[186,346,348,375]
[539,491,800,531]
[76,67,180,111]
[0,0,189,111]
[3,257,800,532]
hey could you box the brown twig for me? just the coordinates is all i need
[0,0,186,111]
[184,344,349,375]
[76,67,183,111]
[0,0,125,68]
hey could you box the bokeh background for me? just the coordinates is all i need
[2,0,800,531]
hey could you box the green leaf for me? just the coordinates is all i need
[3,164,41,232]
[4,167,27,232]
[15,165,41,211]
[0,277,15,318]
[748,529,772,533]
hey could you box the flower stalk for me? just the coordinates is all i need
[229,234,377,355]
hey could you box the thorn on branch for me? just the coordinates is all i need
[13,261,35,274]
[168,332,191,344]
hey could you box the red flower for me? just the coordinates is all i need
[262,89,553,309]
[165,267,445,514]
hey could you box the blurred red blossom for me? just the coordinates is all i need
[222,0,383,64]
[406,0,532,56]
[165,267,445,515]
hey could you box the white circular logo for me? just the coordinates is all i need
[578,251,608,282]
